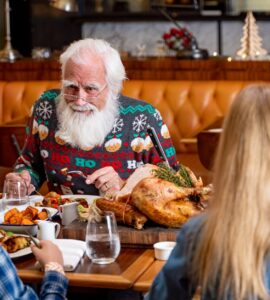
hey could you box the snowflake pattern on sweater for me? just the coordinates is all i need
[15,90,177,195]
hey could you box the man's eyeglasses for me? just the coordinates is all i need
[62,82,107,103]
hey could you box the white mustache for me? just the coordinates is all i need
[70,103,98,112]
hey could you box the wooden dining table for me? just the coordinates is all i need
[11,216,167,299]
[133,259,165,293]
[11,206,178,296]
[14,247,154,290]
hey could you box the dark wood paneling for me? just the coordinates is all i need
[0,59,61,81]
[1,58,270,81]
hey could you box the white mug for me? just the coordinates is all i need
[59,202,78,226]
[37,221,60,240]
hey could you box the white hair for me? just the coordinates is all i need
[56,93,119,149]
[59,38,126,95]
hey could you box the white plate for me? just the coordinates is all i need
[29,194,98,206]
[7,234,39,259]
[0,206,58,235]
[29,195,44,206]
[10,246,32,259]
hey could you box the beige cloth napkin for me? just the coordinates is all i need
[52,239,86,271]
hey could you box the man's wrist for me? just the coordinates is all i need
[44,262,65,276]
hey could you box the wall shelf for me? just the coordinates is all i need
[71,11,270,23]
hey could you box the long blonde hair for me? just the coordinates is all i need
[191,84,270,299]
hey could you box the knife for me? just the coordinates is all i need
[147,126,170,167]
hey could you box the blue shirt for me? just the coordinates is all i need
[145,214,270,300]
[0,246,68,300]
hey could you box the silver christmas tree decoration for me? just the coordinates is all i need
[236,11,267,60]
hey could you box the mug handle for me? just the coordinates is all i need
[54,223,61,238]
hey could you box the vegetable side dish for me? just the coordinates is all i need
[3,206,48,225]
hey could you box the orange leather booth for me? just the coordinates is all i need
[0,80,257,185]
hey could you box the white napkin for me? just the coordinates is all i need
[52,239,86,272]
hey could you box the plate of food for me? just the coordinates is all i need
[0,206,58,235]
[31,192,100,226]
[0,230,38,259]
[33,192,97,209]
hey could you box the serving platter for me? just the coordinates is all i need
[63,220,180,248]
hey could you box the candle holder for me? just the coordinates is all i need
[0,0,22,62]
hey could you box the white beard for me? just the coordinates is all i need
[56,92,119,149]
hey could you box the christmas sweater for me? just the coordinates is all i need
[15,89,177,195]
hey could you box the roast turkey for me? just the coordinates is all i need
[94,163,209,229]
[108,163,158,201]
[130,176,203,228]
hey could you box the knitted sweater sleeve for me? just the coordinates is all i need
[14,98,48,189]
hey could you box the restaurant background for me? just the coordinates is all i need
[1,0,270,58]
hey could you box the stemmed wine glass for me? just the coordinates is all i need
[2,177,29,209]
[85,211,121,264]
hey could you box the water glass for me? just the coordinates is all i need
[85,211,121,264]
[2,178,29,209]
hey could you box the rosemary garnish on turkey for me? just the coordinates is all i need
[152,163,194,188]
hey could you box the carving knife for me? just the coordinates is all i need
[147,126,170,167]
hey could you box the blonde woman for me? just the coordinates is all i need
[145,84,270,300]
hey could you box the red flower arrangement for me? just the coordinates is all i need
[163,27,193,51]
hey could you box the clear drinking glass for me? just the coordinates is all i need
[85,211,121,264]
[2,178,29,209]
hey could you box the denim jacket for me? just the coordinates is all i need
[145,214,270,300]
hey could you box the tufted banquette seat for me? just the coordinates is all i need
[0,81,61,124]
[0,80,259,184]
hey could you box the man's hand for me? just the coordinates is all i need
[31,240,64,268]
[85,166,124,194]
[5,170,35,194]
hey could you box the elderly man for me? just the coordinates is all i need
[8,38,177,196]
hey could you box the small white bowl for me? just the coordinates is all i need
[153,241,176,260]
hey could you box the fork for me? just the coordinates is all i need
[60,168,87,179]
[23,230,41,248]
[30,185,43,196]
